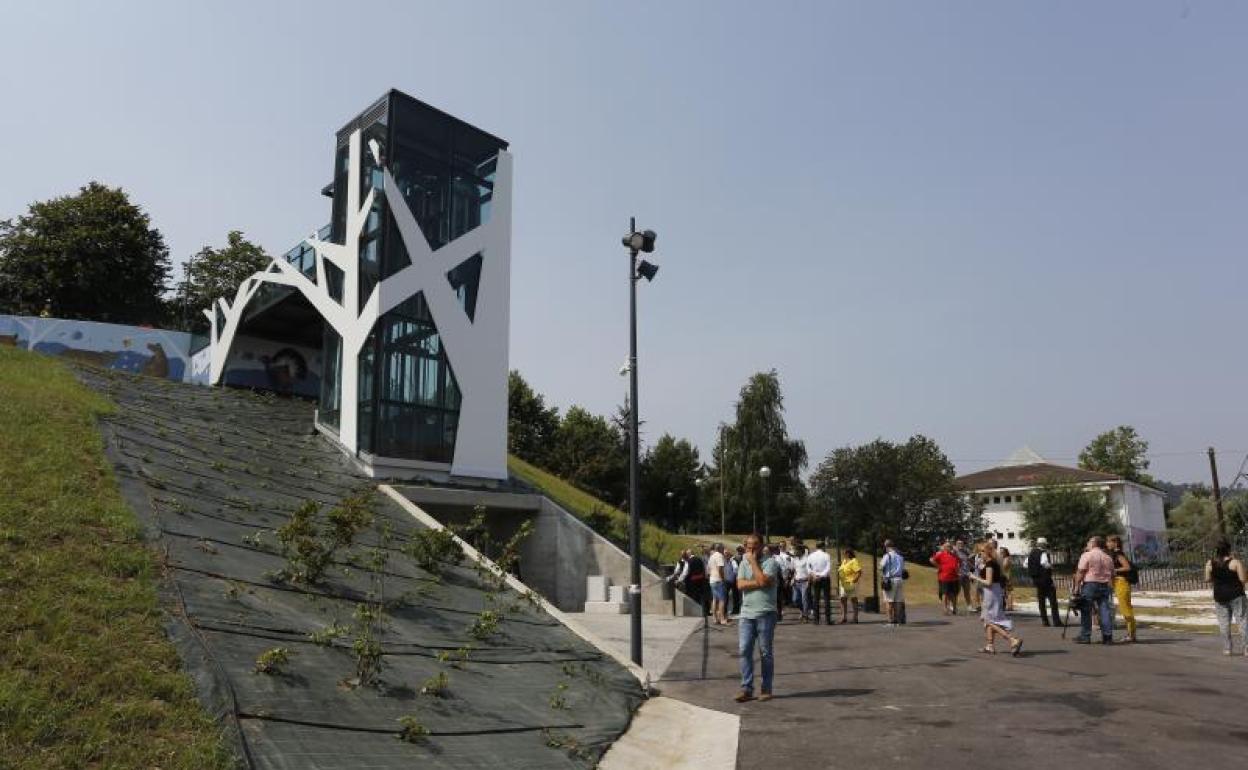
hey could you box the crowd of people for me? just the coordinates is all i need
[667,530,1248,703]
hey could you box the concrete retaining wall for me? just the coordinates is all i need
[522,497,700,616]
[394,484,699,616]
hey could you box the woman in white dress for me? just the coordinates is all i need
[967,544,1024,656]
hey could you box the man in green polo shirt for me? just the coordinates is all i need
[734,533,781,702]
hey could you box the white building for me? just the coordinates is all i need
[956,447,1168,559]
[200,91,512,482]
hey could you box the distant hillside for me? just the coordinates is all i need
[1156,480,1248,508]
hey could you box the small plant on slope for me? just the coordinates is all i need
[254,647,292,675]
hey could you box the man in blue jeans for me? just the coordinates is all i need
[1073,536,1116,645]
[735,533,781,703]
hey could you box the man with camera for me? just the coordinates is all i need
[1072,536,1115,645]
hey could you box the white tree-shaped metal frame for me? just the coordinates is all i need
[205,129,512,480]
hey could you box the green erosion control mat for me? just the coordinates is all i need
[75,367,643,770]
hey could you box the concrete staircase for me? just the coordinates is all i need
[584,575,630,614]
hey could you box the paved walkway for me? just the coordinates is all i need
[657,608,1248,769]
[566,613,704,683]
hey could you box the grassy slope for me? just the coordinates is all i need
[0,347,233,769]
[505,456,945,604]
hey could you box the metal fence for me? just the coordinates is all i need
[1007,532,1248,594]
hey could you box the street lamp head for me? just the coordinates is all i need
[635,259,659,282]
[759,466,771,479]
[695,478,704,488]
[666,490,674,499]
[622,229,657,254]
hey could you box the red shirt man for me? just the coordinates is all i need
[930,541,963,615]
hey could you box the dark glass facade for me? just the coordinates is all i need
[318,90,507,464]
[365,293,461,462]
[320,328,343,430]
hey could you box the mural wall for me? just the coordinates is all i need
[219,334,322,398]
[1,315,193,382]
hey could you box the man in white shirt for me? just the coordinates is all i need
[772,544,795,619]
[708,543,730,625]
[792,544,812,622]
[805,542,833,625]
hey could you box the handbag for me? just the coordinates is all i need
[882,577,893,591]
[901,569,910,581]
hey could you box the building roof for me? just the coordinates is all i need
[956,462,1121,491]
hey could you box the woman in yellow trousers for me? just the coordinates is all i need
[1107,535,1137,643]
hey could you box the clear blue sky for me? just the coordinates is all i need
[3,1,1245,484]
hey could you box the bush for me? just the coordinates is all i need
[404,527,463,576]
[396,715,429,743]
[273,492,374,584]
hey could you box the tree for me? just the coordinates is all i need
[640,434,701,531]
[1228,494,1248,538]
[804,435,981,556]
[1166,491,1221,548]
[707,370,808,536]
[1020,482,1120,559]
[0,182,170,324]
[547,406,627,506]
[1079,426,1154,486]
[507,371,560,466]
[173,230,271,331]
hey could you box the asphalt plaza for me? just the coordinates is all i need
[656,606,1248,769]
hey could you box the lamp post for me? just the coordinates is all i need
[694,477,707,533]
[697,463,727,535]
[829,476,840,563]
[759,466,772,542]
[666,490,674,528]
[621,218,658,668]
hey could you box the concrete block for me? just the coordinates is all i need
[608,585,625,603]
[583,601,630,614]
[587,575,610,602]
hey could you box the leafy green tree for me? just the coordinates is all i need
[1166,491,1221,548]
[706,370,808,536]
[640,434,701,530]
[173,230,270,331]
[1021,482,1120,559]
[804,435,980,555]
[1228,494,1248,537]
[547,406,627,506]
[1078,426,1154,486]
[0,182,170,324]
[507,370,560,466]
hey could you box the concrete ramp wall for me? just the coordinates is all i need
[524,497,701,616]
[393,486,700,616]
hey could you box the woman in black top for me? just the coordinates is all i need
[1205,540,1248,656]
[967,544,1024,656]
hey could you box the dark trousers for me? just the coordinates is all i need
[730,583,742,615]
[686,580,708,616]
[811,577,833,623]
[1036,580,1061,625]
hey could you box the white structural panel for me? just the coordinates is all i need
[205,130,512,481]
